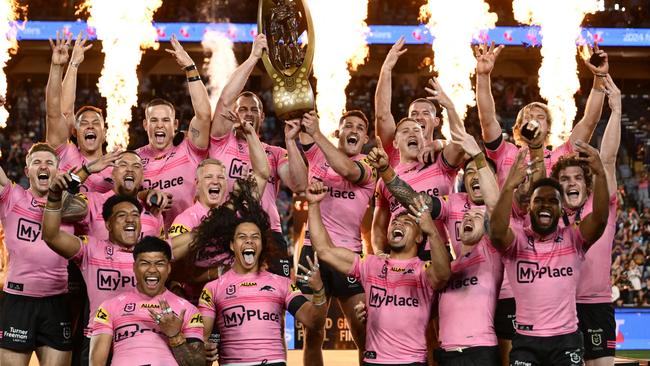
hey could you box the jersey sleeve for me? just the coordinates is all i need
[419,260,434,290]
[183,135,209,163]
[0,182,17,220]
[91,302,114,336]
[568,225,588,253]
[70,235,91,269]
[502,226,524,258]
[284,279,308,316]
[356,155,378,187]
[181,302,205,341]
[374,180,389,208]
[386,144,400,167]
[198,281,218,319]
[550,141,574,167]
[209,130,235,157]
[168,211,192,238]
[272,145,288,170]
[431,195,448,221]
[348,253,369,283]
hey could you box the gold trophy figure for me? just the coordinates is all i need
[258,0,315,120]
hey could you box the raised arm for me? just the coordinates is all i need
[473,42,504,143]
[569,45,608,145]
[294,255,328,330]
[166,35,211,149]
[62,32,92,126]
[42,173,83,259]
[375,36,407,150]
[425,77,465,167]
[575,140,609,247]
[45,32,72,149]
[599,75,621,196]
[0,164,8,191]
[409,195,450,289]
[305,182,358,274]
[230,112,270,194]
[211,34,267,138]
[452,131,499,213]
[489,149,529,250]
[301,111,370,183]
[283,118,308,192]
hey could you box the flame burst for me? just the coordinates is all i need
[202,30,238,110]
[420,0,497,139]
[306,0,369,139]
[81,0,162,151]
[0,0,19,128]
[513,0,603,147]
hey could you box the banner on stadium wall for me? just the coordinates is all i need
[10,21,650,47]
[288,302,358,350]
[614,308,650,350]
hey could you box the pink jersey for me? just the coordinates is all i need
[438,238,502,350]
[199,270,305,365]
[432,192,484,256]
[386,143,401,167]
[136,138,208,228]
[501,225,586,336]
[77,191,164,241]
[169,201,232,268]
[209,131,287,232]
[0,183,72,297]
[303,146,376,252]
[377,158,458,247]
[56,142,113,193]
[561,194,617,304]
[349,254,435,364]
[92,289,204,366]
[71,235,136,335]
[486,139,573,188]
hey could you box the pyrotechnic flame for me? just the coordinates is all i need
[202,30,238,110]
[0,0,19,128]
[420,0,497,139]
[513,0,603,147]
[306,0,369,140]
[81,0,162,151]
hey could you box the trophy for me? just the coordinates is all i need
[258,0,315,120]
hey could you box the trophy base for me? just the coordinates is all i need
[270,68,315,120]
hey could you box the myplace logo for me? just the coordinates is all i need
[368,285,420,307]
[516,260,574,284]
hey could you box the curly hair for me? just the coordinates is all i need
[190,177,280,271]
[550,155,593,194]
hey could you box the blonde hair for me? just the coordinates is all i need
[196,158,226,177]
[512,102,552,146]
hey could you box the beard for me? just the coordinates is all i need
[530,215,559,236]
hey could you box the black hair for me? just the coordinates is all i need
[102,194,143,222]
[133,236,172,261]
[339,110,369,129]
[191,177,280,270]
[462,155,497,173]
[530,177,564,198]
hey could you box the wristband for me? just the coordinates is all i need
[70,62,80,68]
[312,292,327,306]
[528,143,543,150]
[595,73,607,77]
[183,64,197,72]
[378,165,389,173]
[44,206,62,212]
[312,285,324,294]
[472,152,487,170]
[187,76,202,82]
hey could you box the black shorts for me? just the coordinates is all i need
[266,230,291,278]
[510,331,584,366]
[494,297,516,340]
[434,346,500,366]
[297,245,364,298]
[0,292,73,352]
[577,302,615,360]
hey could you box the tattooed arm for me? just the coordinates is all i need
[171,339,205,366]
